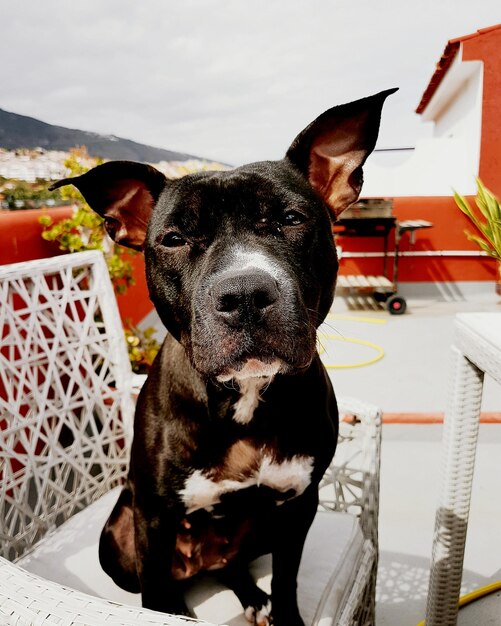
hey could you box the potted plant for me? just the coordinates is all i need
[454,179,501,295]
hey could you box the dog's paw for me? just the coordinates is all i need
[244,598,272,626]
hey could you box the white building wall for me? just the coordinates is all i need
[362,46,483,198]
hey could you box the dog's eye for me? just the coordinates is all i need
[161,232,187,248]
[282,211,305,226]
[103,216,120,236]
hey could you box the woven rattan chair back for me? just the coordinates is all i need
[0,251,135,562]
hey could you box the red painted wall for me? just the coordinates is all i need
[0,207,153,326]
[0,206,74,265]
[117,254,153,327]
[462,26,501,199]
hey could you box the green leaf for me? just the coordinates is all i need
[478,183,499,228]
[464,231,494,254]
[475,183,491,220]
[38,215,53,227]
[454,191,474,217]
[455,184,499,250]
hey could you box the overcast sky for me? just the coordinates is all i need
[2,1,500,164]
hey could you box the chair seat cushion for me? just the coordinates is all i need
[18,487,364,625]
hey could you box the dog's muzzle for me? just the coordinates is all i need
[191,264,316,380]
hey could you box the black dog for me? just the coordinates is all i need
[51,88,395,625]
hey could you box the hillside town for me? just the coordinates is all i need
[0,147,228,183]
[0,148,74,182]
[0,147,228,209]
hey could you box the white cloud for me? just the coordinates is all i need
[2,0,500,164]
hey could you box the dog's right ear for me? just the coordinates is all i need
[49,161,167,251]
[285,88,397,219]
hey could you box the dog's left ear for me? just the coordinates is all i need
[286,88,398,219]
[49,161,167,251]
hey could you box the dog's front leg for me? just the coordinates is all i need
[271,486,319,626]
[135,504,191,617]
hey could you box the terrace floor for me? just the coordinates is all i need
[325,287,501,625]
[144,283,501,625]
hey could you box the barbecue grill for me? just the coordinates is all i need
[334,199,432,314]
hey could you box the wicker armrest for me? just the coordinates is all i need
[0,556,214,626]
[318,396,382,546]
[317,397,382,626]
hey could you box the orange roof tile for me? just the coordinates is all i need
[416,23,501,114]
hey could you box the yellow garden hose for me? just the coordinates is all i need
[327,313,387,325]
[317,313,386,369]
[317,334,385,369]
[416,580,501,625]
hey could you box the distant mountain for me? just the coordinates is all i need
[0,107,201,162]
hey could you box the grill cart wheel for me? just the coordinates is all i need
[387,295,407,315]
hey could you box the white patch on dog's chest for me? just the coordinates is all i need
[180,454,314,514]
[232,377,267,424]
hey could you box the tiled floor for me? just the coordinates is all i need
[376,425,501,625]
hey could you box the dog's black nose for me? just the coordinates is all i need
[211,270,280,327]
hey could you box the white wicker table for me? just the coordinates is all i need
[425,313,501,626]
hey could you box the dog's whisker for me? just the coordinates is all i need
[316,335,326,351]
[260,376,274,394]
[318,320,341,334]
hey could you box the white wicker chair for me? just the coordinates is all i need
[0,250,382,626]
